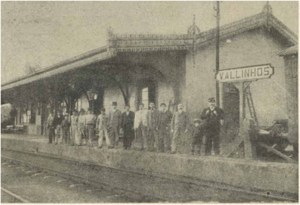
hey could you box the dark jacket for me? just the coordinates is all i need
[201,107,224,132]
[53,116,63,127]
[122,111,135,130]
[61,118,71,129]
[191,124,205,139]
[171,111,189,131]
[109,109,122,129]
[158,110,173,129]
[147,109,160,130]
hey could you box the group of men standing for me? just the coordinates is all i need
[46,97,224,156]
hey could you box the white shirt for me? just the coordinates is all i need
[134,109,148,129]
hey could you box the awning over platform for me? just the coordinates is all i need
[2,46,112,91]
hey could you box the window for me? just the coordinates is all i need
[142,87,149,109]
[138,80,156,110]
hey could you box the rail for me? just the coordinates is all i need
[1,187,31,203]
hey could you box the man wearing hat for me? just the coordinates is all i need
[146,102,160,152]
[158,103,173,152]
[85,108,97,146]
[70,110,79,146]
[170,104,189,154]
[46,111,55,144]
[77,108,86,146]
[134,103,148,151]
[108,102,122,148]
[201,97,224,155]
[121,105,135,150]
[61,113,71,145]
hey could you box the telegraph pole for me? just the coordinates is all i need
[215,1,220,107]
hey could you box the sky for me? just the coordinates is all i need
[1,1,299,84]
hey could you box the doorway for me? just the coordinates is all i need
[93,89,104,115]
[138,79,156,110]
[223,83,240,143]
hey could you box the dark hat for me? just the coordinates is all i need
[73,109,78,113]
[101,108,106,112]
[193,119,201,123]
[80,108,85,113]
[208,97,216,103]
[160,103,167,107]
[112,102,117,106]
[88,107,92,111]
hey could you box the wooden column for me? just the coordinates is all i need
[232,82,255,159]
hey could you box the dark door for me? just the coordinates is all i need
[93,89,104,115]
[223,83,240,143]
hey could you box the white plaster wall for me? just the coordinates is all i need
[186,28,289,126]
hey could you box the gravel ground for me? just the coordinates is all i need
[1,161,138,203]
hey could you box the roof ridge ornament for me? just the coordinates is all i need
[107,26,114,38]
[262,1,273,15]
[262,1,272,32]
[188,14,201,36]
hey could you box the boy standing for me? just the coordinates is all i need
[191,119,205,155]
[97,108,111,148]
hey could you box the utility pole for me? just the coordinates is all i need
[215,1,220,107]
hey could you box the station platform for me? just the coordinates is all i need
[1,133,298,196]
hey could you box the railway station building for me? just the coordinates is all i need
[2,5,298,153]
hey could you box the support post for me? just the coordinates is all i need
[233,82,255,159]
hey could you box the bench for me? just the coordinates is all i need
[1,125,14,133]
[14,125,26,134]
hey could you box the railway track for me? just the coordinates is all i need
[1,187,31,203]
[1,147,298,202]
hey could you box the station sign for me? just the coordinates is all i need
[216,64,274,82]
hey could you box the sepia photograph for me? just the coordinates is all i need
[1,1,299,203]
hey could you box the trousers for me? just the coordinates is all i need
[204,131,220,155]
[109,127,119,147]
[147,128,158,151]
[55,125,62,144]
[87,125,94,145]
[158,127,171,152]
[123,127,134,149]
[48,127,55,143]
[136,124,147,149]
[70,125,77,145]
[98,127,111,147]
[62,127,70,144]
[171,128,184,152]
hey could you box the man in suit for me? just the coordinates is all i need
[77,109,86,146]
[121,105,135,150]
[147,102,160,152]
[70,110,78,146]
[97,108,111,148]
[61,113,71,145]
[85,108,97,147]
[171,104,189,154]
[158,103,173,152]
[201,97,224,156]
[108,102,122,149]
[47,111,55,144]
[134,103,148,151]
